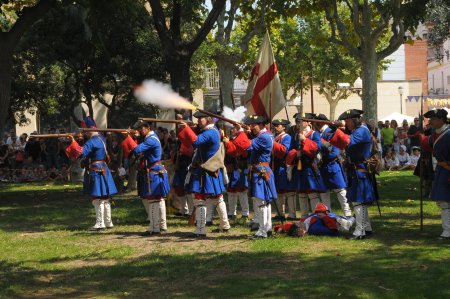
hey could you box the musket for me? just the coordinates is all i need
[80,128,132,133]
[29,133,78,138]
[297,117,344,127]
[138,117,194,125]
[195,108,249,129]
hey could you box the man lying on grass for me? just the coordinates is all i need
[273,203,355,237]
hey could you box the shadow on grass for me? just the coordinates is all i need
[1,245,449,298]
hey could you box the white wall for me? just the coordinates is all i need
[382,44,406,81]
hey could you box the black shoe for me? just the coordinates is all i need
[348,235,366,240]
[250,223,260,231]
[267,231,273,237]
[241,215,249,220]
[174,212,183,217]
[212,228,229,233]
[190,233,206,238]
[228,215,236,220]
[438,236,450,240]
[273,215,286,221]
[206,221,213,227]
[286,217,296,221]
[161,229,167,233]
[140,231,153,236]
[365,230,373,236]
[183,213,190,218]
[88,227,105,231]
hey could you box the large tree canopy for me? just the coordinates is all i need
[315,0,429,121]
[11,0,166,128]
[0,0,57,133]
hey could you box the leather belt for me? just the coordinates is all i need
[252,162,270,167]
[437,161,450,171]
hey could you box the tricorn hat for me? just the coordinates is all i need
[423,108,448,121]
[338,109,364,121]
[314,113,329,121]
[193,110,211,118]
[243,115,269,125]
[272,119,290,126]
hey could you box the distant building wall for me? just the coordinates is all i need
[382,45,405,81]
[405,40,428,95]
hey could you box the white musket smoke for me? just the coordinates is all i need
[134,80,196,110]
[222,106,247,126]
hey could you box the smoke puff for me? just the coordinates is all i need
[134,80,195,110]
[222,106,247,126]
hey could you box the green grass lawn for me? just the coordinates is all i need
[1,171,449,298]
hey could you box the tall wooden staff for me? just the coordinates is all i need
[419,93,424,230]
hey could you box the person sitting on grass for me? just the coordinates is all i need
[409,146,421,169]
[384,148,399,170]
[273,203,355,237]
[397,145,412,170]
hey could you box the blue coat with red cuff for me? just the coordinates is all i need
[226,129,277,202]
[225,133,249,192]
[67,134,118,197]
[179,125,226,197]
[287,130,326,193]
[319,126,347,190]
[329,125,376,203]
[133,132,170,199]
[420,127,450,202]
[248,130,277,202]
[272,132,291,193]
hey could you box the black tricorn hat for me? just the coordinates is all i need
[272,119,290,126]
[338,109,364,121]
[193,110,211,118]
[293,112,316,122]
[314,113,329,121]
[243,115,269,125]
[424,108,448,120]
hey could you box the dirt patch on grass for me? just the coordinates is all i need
[99,226,253,258]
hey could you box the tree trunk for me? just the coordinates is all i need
[216,55,236,109]
[0,52,13,134]
[329,99,338,121]
[360,48,379,121]
[166,54,193,101]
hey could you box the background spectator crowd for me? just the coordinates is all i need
[0,126,178,187]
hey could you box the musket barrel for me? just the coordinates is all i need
[29,134,74,138]
[138,118,188,124]
[80,128,131,133]
[195,108,248,129]
[300,117,344,127]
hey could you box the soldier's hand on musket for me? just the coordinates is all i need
[298,133,306,142]
[222,136,229,143]
[329,121,342,131]
[178,121,187,129]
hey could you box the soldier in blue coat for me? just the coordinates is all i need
[312,114,352,217]
[271,119,295,219]
[224,115,277,239]
[286,114,326,218]
[66,116,117,231]
[178,111,230,238]
[420,109,450,239]
[225,125,249,219]
[121,121,170,235]
[328,109,376,240]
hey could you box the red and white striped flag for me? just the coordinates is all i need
[243,31,285,119]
